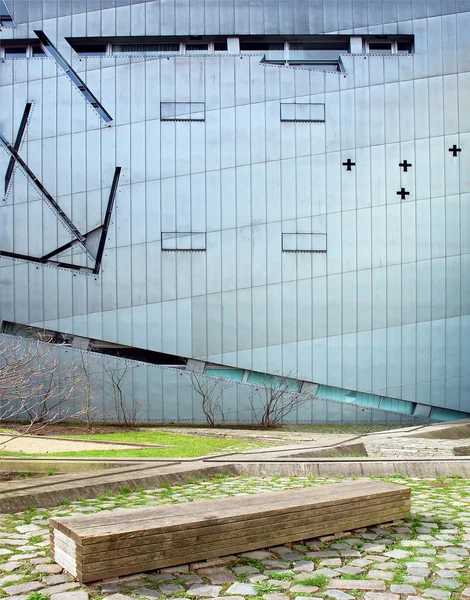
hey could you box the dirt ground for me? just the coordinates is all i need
[0,433,146,454]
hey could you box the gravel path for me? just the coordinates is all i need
[0,434,140,453]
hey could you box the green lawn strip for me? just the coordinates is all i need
[0,430,271,458]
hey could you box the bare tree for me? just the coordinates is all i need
[102,360,141,428]
[76,352,100,431]
[247,374,312,428]
[0,335,86,442]
[188,371,232,427]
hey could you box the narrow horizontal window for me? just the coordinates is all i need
[161,232,206,252]
[4,46,27,57]
[185,43,208,53]
[161,102,205,121]
[368,41,392,54]
[78,44,108,56]
[280,103,325,123]
[113,43,179,55]
[282,233,327,253]
[214,40,228,52]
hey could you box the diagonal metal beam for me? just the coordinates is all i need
[0,250,93,272]
[41,239,81,261]
[5,103,32,194]
[93,167,121,274]
[0,132,86,244]
[34,30,112,124]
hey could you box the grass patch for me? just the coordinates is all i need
[0,430,270,459]
[296,575,328,589]
[254,581,284,594]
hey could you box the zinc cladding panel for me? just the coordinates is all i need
[2,5,470,418]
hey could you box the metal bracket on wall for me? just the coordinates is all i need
[4,102,32,195]
[34,30,112,124]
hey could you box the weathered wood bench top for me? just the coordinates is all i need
[50,480,410,583]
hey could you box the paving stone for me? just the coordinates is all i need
[0,575,23,586]
[320,559,342,567]
[158,584,185,595]
[247,574,267,582]
[35,564,63,574]
[41,583,81,595]
[407,567,430,577]
[404,576,426,584]
[160,564,189,573]
[186,584,222,597]
[327,580,386,591]
[0,549,12,556]
[435,569,460,578]
[262,560,290,569]
[385,550,411,559]
[312,567,339,577]
[232,566,259,575]
[423,591,451,600]
[363,594,399,600]
[373,562,399,571]
[263,594,289,600]
[337,566,363,575]
[99,584,121,594]
[290,585,318,594]
[293,560,314,571]
[0,563,21,573]
[50,593,88,600]
[43,576,70,586]
[270,546,291,555]
[241,551,273,560]
[102,595,134,600]
[203,571,236,585]
[294,597,322,600]
[390,584,417,594]
[431,578,460,590]
[367,570,394,581]
[445,547,468,556]
[362,544,386,553]
[435,562,463,569]
[266,580,290,590]
[177,574,203,584]
[324,591,355,600]
[461,588,470,600]
[306,551,339,559]
[3,582,45,595]
[224,583,256,596]
[1,596,28,600]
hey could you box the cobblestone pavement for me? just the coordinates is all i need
[0,474,469,600]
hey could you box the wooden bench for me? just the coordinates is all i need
[50,480,410,583]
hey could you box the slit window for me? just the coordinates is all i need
[4,46,27,57]
[113,43,179,55]
[161,232,206,252]
[368,41,393,54]
[282,233,327,253]
[281,103,325,123]
[186,43,209,53]
[161,102,205,121]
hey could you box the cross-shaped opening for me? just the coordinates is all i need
[448,145,462,157]
[342,159,355,171]
[399,160,412,172]
[396,187,410,200]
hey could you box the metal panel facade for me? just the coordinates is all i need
[1,0,470,422]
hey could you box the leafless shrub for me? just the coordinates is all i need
[247,373,312,428]
[0,335,87,442]
[188,372,232,427]
[102,360,141,428]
